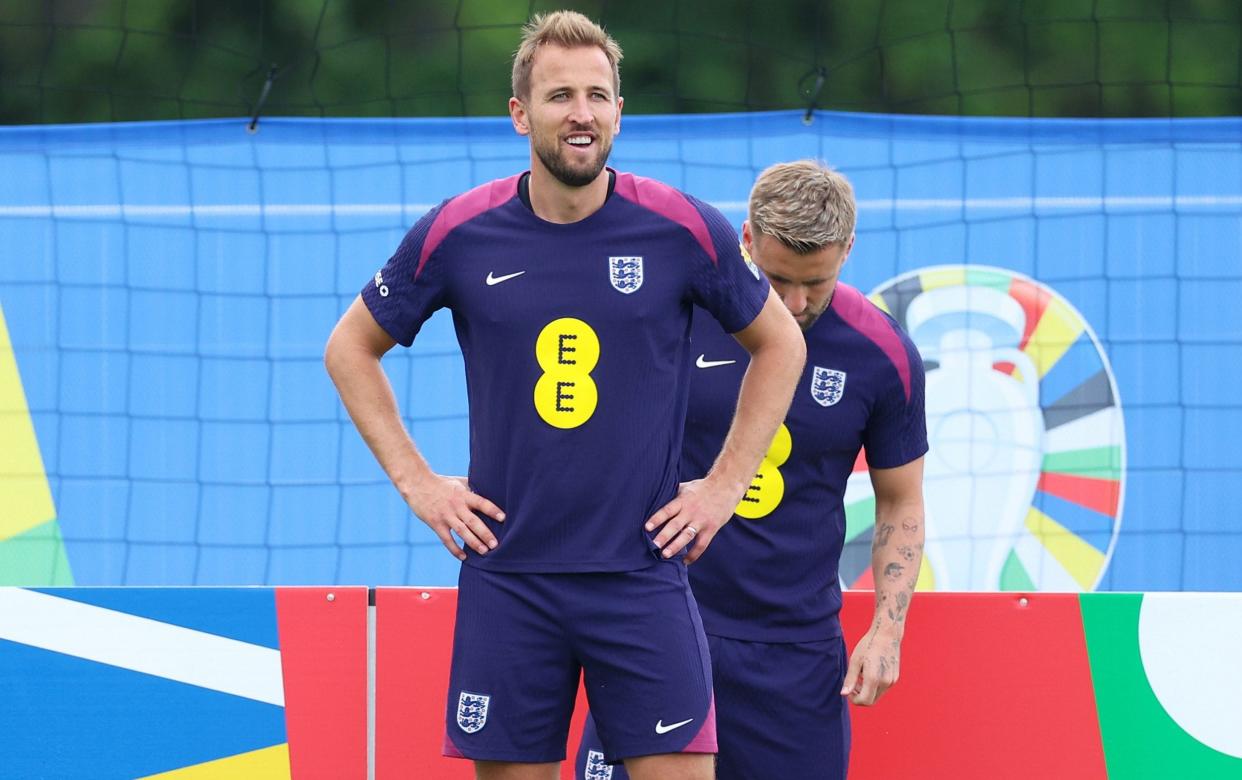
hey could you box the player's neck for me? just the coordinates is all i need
[526,165,611,224]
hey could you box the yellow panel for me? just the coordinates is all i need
[137,744,290,780]
[918,267,967,292]
[914,555,935,591]
[1022,296,1084,378]
[1024,508,1104,590]
[0,305,55,541]
[868,293,892,315]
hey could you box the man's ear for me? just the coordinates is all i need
[509,96,530,136]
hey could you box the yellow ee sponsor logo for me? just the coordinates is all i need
[735,423,791,519]
[533,317,600,429]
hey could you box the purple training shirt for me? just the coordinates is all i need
[684,283,928,641]
[361,169,770,573]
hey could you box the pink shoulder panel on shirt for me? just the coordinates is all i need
[613,172,718,264]
[417,174,522,275]
[832,283,913,402]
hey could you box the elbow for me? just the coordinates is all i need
[788,325,807,369]
[323,328,348,384]
[324,323,387,386]
[323,339,340,383]
[778,319,806,377]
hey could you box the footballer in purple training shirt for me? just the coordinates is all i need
[578,161,927,780]
[325,12,805,780]
[360,168,768,763]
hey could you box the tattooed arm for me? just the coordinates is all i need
[841,455,926,706]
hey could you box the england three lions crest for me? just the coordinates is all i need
[608,256,643,294]
[811,367,846,407]
[584,750,614,780]
[456,691,490,733]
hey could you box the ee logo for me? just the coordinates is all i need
[534,318,600,428]
[735,423,791,518]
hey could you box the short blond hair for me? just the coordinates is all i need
[512,11,623,101]
[749,160,856,254]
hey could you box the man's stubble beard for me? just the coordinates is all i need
[533,130,613,188]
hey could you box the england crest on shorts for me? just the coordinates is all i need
[811,366,846,407]
[608,256,643,294]
[456,691,490,733]
[584,750,614,780]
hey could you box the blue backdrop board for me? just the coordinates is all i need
[0,111,1237,590]
[0,587,286,778]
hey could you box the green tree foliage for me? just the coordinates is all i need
[1,0,1239,124]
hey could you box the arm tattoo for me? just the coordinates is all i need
[876,522,895,547]
[892,591,911,622]
[873,510,924,631]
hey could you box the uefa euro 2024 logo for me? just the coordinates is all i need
[840,266,1126,593]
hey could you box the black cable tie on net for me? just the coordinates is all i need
[799,66,827,125]
[247,64,280,134]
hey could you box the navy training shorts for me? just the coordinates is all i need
[444,560,716,763]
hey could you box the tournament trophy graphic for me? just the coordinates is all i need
[841,266,1125,592]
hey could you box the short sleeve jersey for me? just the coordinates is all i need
[361,169,770,573]
[684,283,927,641]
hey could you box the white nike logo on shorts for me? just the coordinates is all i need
[486,270,526,285]
[654,717,695,734]
[695,354,736,369]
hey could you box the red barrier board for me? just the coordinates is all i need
[276,587,369,779]
[375,587,471,779]
[842,591,1107,779]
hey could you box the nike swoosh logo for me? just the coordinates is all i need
[696,354,737,369]
[486,270,526,286]
[655,718,694,735]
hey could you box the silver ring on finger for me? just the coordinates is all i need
[685,525,698,538]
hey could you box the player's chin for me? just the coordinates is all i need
[798,308,828,330]
[555,159,608,188]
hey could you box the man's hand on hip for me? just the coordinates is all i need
[645,477,741,564]
[407,475,505,561]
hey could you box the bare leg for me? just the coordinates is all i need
[624,753,714,780]
[474,761,561,780]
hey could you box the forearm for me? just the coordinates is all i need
[708,336,805,497]
[870,501,925,638]
[325,337,430,499]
